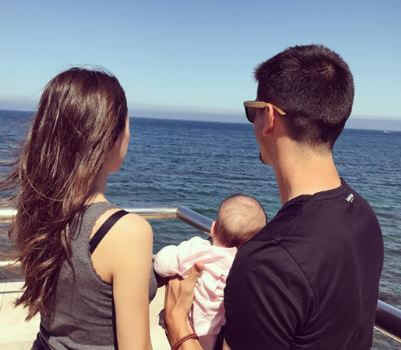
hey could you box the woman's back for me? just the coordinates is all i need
[36,202,157,349]
[40,202,116,348]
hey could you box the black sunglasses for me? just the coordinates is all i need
[243,101,286,123]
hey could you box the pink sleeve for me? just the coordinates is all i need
[153,237,210,277]
[153,244,180,277]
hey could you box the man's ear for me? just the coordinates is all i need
[261,103,276,136]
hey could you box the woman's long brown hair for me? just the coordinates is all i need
[0,68,128,320]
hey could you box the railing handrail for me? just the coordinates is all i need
[0,206,211,268]
[0,206,400,343]
[0,207,179,223]
[376,300,401,343]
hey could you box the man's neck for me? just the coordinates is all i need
[273,144,341,205]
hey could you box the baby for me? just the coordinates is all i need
[154,194,267,350]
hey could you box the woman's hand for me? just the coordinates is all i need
[164,263,204,349]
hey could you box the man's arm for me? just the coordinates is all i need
[164,264,204,350]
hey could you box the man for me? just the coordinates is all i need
[165,44,383,350]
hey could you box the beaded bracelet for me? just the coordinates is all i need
[171,333,199,350]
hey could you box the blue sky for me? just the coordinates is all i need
[1,0,400,127]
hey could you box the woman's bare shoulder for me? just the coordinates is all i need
[109,210,152,244]
[93,207,152,240]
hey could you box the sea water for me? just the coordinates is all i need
[0,110,400,349]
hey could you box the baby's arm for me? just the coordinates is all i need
[154,244,181,277]
[154,237,209,277]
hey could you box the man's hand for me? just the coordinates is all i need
[164,263,204,346]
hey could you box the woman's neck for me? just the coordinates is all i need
[87,169,109,204]
[87,192,108,204]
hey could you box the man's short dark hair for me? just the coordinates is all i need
[255,44,354,148]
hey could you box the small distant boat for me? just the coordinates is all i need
[384,130,391,134]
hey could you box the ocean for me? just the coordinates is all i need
[0,110,400,349]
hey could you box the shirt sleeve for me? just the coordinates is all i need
[153,236,210,277]
[224,240,314,350]
[153,244,181,277]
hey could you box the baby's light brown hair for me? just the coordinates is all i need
[214,194,267,248]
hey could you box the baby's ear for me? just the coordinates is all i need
[210,221,216,236]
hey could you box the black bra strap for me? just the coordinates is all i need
[89,210,129,254]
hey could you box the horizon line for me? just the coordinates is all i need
[1,107,401,132]
[1,106,401,120]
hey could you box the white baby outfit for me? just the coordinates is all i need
[154,236,237,350]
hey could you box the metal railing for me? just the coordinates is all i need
[376,301,401,343]
[0,207,213,268]
[0,207,400,343]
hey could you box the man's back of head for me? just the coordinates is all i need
[255,44,354,149]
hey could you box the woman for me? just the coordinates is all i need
[0,68,156,349]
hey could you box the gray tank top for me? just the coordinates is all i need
[38,202,157,349]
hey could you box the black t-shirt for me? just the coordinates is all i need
[224,181,383,350]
